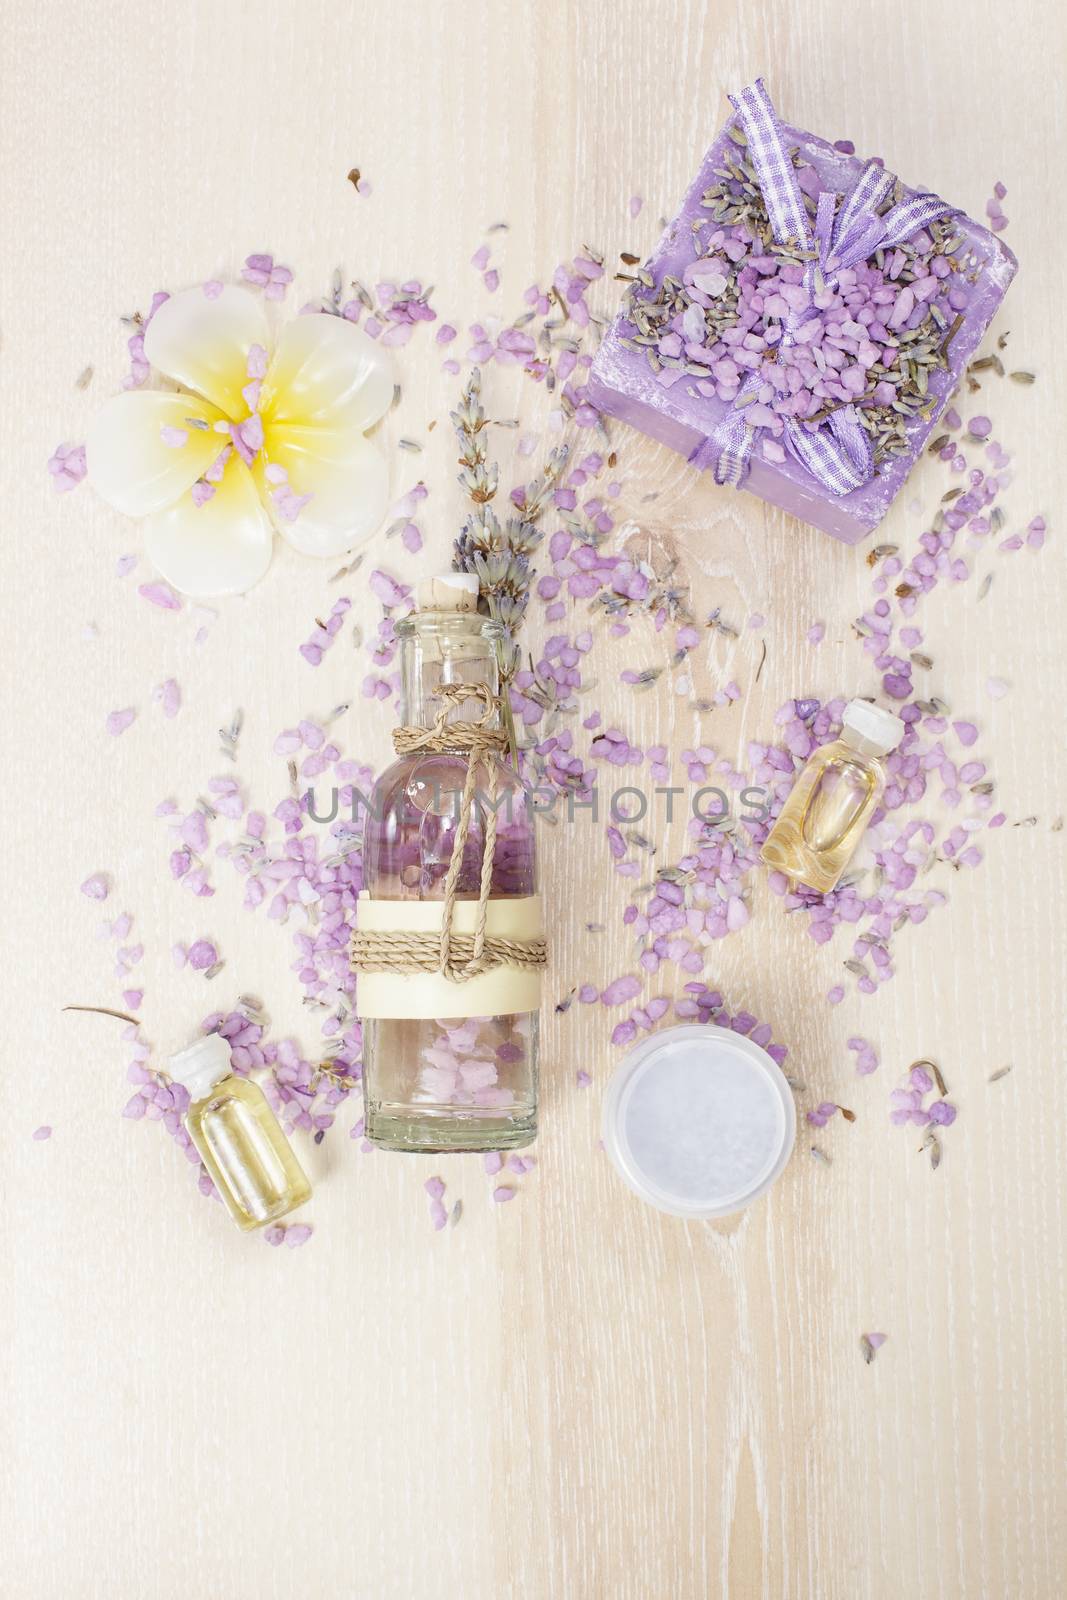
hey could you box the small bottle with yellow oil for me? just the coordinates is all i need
[759,699,904,894]
[169,1033,311,1231]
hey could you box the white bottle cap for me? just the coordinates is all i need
[841,698,905,755]
[416,572,480,612]
[168,1032,233,1100]
[601,1025,796,1219]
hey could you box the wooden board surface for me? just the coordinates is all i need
[2,2,1065,1596]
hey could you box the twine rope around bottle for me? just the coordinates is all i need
[350,682,547,984]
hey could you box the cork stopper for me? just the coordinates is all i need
[416,573,480,612]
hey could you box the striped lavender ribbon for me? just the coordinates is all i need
[695,79,955,497]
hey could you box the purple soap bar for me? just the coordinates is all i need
[588,111,1017,543]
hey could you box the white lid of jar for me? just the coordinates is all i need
[601,1024,796,1219]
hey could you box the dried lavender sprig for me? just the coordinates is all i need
[450,368,569,756]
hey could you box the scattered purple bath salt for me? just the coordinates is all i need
[600,974,642,1007]
[55,185,1041,1261]
[806,1101,853,1129]
[889,1058,957,1153]
[153,678,181,719]
[986,182,1009,232]
[48,440,87,492]
[299,595,352,666]
[186,939,219,971]
[422,1175,448,1229]
[746,448,1023,996]
[137,581,182,611]
[368,568,410,608]
[241,252,293,300]
[263,1221,312,1248]
[848,1037,880,1076]
[106,707,136,737]
[861,1332,888,1362]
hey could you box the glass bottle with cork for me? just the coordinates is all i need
[356,573,541,1153]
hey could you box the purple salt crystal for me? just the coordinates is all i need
[106,707,137,737]
[138,582,182,611]
[186,939,218,970]
[600,975,641,1007]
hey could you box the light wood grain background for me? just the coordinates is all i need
[2,2,1065,1596]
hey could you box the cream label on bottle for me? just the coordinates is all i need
[355,892,543,1019]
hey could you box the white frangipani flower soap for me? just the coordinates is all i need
[86,285,394,596]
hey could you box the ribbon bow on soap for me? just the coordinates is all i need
[690,79,955,497]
